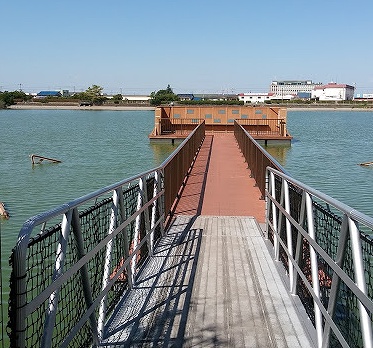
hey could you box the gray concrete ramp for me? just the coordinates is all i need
[101,215,316,347]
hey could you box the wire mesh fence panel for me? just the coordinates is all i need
[266,168,373,348]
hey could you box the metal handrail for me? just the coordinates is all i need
[266,167,373,348]
[234,121,288,197]
[161,121,205,224]
[8,122,205,348]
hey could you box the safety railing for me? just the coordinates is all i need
[160,118,203,135]
[236,118,285,136]
[161,118,286,137]
[266,167,373,348]
[163,121,205,226]
[234,121,286,197]
[7,122,205,348]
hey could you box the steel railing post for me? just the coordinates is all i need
[150,171,160,251]
[117,186,133,290]
[269,171,279,260]
[41,210,73,348]
[292,191,307,296]
[305,192,323,347]
[141,175,152,256]
[349,219,373,348]
[97,189,119,339]
[131,177,144,283]
[284,179,295,292]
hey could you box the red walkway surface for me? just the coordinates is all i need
[175,133,265,222]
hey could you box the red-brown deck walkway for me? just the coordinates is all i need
[174,133,265,221]
[103,133,316,347]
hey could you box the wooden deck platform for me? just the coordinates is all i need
[102,133,316,347]
[174,133,265,221]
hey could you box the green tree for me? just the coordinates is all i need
[87,84,106,105]
[76,85,107,105]
[150,84,179,106]
[112,94,123,104]
[86,84,103,98]
[0,90,30,108]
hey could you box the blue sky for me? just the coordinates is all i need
[1,0,372,95]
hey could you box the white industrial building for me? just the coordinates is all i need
[238,92,273,104]
[122,95,151,104]
[238,92,296,104]
[311,83,355,101]
[270,80,322,95]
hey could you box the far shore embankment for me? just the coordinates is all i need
[6,103,373,112]
[7,103,156,111]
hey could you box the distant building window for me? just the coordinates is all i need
[192,119,199,123]
[232,109,239,114]
[218,109,226,114]
[262,114,267,119]
[187,109,194,114]
[214,119,221,123]
[205,113,212,119]
[228,119,235,123]
[174,113,180,118]
[241,114,248,119]
[255,109,262,114]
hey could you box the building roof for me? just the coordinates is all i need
[271,80,319,85]
[314,83,354,90]
[37,91,62,96]
[177,94,194,99]
[238,92,274,97]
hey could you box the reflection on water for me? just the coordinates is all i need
[264,145,291,167]
[150,142,179,165]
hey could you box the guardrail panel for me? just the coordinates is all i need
[265,167,373,348]
[8,122,205,348]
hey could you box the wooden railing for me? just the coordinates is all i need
[234,121,287,197]
[160,118,286,137]
[162,121,205,225]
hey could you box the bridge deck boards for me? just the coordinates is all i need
[101,133,315,347]
[102,215,315,347]
[174,133,266,221]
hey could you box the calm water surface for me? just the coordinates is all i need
[1,109,373,336]
[267,110,373,218]
[1,109,373,255]
[0,109,175,287]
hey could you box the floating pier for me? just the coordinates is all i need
[149,105,292,145]
[30,154,62,165]
[0,201,9,219]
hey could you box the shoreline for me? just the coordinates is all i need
[7,104,156,111]
[288,106,373,111]
[6,104,373,112]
